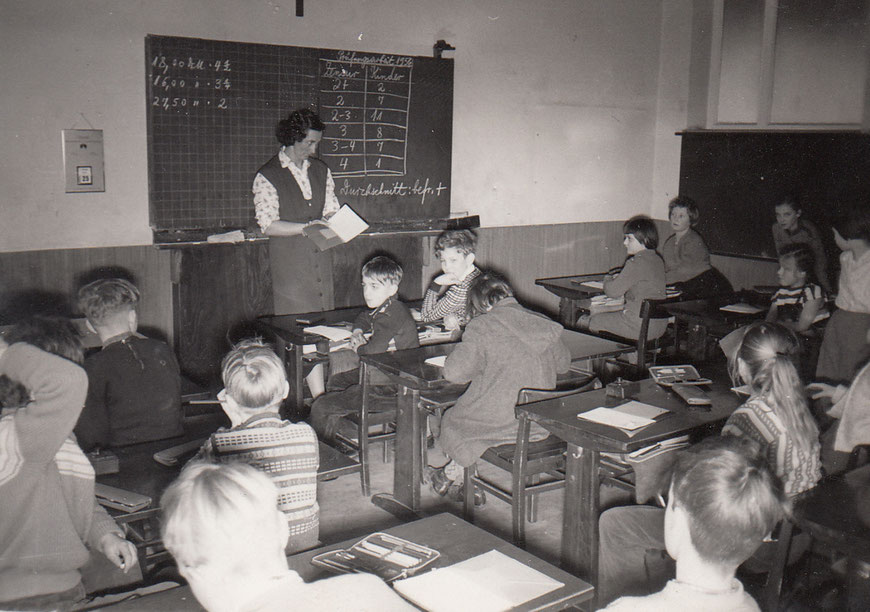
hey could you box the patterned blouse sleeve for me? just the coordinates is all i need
[323,168,340,218]
[252,172,280,233]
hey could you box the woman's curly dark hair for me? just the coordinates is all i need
[276,109,324,146]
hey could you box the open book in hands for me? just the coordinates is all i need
[303,204,369,251]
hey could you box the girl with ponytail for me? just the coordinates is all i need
[722,322,821,496]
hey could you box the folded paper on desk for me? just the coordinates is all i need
[719,303,763,314]
[393,550,563,612]
[578,401,667,434]
[580,280,604,290]
[424,355,448,368]
[303,204,369,251]
[304,325,354,342]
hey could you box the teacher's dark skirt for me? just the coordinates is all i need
[269,236,334,315]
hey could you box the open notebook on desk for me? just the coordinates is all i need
[577,400,668,436]
[393,550,563,612]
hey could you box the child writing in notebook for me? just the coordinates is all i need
[416,229,481,330]
[309,255,419,441]
[0,316,137,610]
[816,204,870,383]
[598,321,820,603]
[194,339,320,554]
[765,243,828,334]
[772,196,830,293]
[427,272,570,503]
[583,215,667,342]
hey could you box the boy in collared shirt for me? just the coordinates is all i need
[417,230,481,330]
[75,278,183,451]
[310,255,419,441]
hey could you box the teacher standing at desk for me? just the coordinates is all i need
[253,109,340,314]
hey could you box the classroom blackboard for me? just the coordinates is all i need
[145,35,452,236]
[679,131,870,259]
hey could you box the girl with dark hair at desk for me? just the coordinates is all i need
[252,108,340,315]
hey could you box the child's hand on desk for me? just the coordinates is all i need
[348,330,367,351]
[99,533,138,573]
[410,308,422,322]
[443,314,461,331]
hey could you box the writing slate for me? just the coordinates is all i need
[145,35,452,234]
[678,131,870,259]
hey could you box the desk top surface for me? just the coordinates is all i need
[663,298,766,323]
[535,273,606,299]
[794,464,870,562]
[360,330,631,390]
[517,377,740,453]
[103,513,593,611]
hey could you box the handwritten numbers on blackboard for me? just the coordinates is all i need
[148,54,233,114]
[319,52,412,178]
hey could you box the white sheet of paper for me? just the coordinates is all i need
[424,355,447,367]
[719,303,763,314]
[581,280,604,290]
[328,204,369,242]
[393,550,563,612]
[614,400,668,419]
[303,325,353,342]
[577,407,655,433]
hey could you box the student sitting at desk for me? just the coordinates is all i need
[161,462,413,612]
[427,272,570,503]
[604,437,787,611]
[310,255,419,441]
[74,278,183,451]
[772,196,830,293]
[660,196,731,299]
[0,317,137,610]
[581,215,667,342]
[415,229,481,330]
[765,243,828,334]
[194,339,320,554]
[598,322,820,604]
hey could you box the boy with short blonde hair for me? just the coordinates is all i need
[75,277,183,450]
[195,339,320,553]
[161,462,412,612]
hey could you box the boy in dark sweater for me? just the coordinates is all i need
[74,278,183,451]
[310,255,419,440]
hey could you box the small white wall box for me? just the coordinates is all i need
[62,129,105,193]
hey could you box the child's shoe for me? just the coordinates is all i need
[429,467,452,496]
[448,483,486,507]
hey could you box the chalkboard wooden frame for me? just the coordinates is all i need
[145,35,453,238]
[678,130,870,260]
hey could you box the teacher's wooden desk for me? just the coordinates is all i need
[362,330,634,519]
[516,377,740,605]
[102,513,593,611]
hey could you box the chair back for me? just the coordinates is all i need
[516,376,599,411]
[635,298,675,375]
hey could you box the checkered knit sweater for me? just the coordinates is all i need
[197,413,319,548]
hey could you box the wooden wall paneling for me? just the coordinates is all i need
[330,234,425,308]
[0,245,173,343]
[175,242,272,386]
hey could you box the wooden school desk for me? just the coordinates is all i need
[259,301,447,419]
[102,513,593,611]
[362,330,634,518]
[663,297,765,361]
[535,273,607,326]
[516,377,740,605]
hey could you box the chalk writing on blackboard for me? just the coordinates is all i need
[319,53,413,178]
[149,54,235,114]
[338,178,448,206]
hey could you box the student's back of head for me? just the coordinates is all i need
[161,462,289,608]
[221,339,289,414]
[467,271,513,318]
[77,278,139,331]
[668,436,786,567]
[3,315,84,365]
